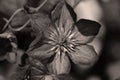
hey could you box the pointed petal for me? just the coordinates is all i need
[68,45,98,70]
[28,44,55,62]
[48,53,71,74]
[51,1,64,22]
[58,2,76,29]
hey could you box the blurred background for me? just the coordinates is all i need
[0,0,120,80]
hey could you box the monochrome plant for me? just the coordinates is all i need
[0,0,101,80]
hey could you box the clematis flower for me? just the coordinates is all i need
[28,1,101,75]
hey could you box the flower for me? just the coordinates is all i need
[28,1,101,75]
[2,0,101,80]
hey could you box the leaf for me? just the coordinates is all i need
[58,4,74,30]
[75,19,101,36]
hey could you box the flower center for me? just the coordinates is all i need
[45,26,77,54]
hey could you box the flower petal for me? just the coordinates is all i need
[68,45,98,70]
[48,53,71,75]
[28,44,55,63]
[58,2,76,29]
[51,1,64,22]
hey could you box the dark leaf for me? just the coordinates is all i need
[75,19,101,36]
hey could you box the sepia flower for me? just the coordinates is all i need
[0,0,102,80]
[28,1,101,75]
